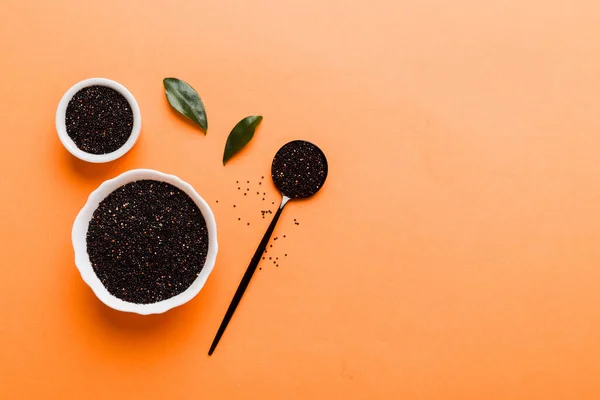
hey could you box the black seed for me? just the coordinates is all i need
[271,141,328,198]
[87,180,208,304]
[65,85,134,154]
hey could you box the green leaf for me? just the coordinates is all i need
[163,77,207,133]
[223,116,263,165]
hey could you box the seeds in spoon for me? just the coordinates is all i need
[271,140,328,198]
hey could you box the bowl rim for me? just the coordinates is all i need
[72,169,218,315]
[56,78,142,163]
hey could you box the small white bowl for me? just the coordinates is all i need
[72,169,218,315]
[56,78,142,163]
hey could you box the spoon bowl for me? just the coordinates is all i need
[272,140,328,199]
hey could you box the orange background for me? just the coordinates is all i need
[2,0,600,398]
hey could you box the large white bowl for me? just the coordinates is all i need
[72,169,218,314]
[56,78,142,163]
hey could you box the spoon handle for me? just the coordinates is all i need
[208,198,289,355]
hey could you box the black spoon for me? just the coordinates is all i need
[208,140,328,355]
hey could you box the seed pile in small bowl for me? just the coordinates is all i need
[56,78,141,163]
[66,85,134,155]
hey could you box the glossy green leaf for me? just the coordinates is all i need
[163,77,207,133]
[223,115,263,165]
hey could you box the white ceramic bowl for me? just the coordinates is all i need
[56,78,142,163]
[72,169,218,314]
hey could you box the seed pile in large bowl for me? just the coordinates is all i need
[86,180,208,304]
[65,85,133,154]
